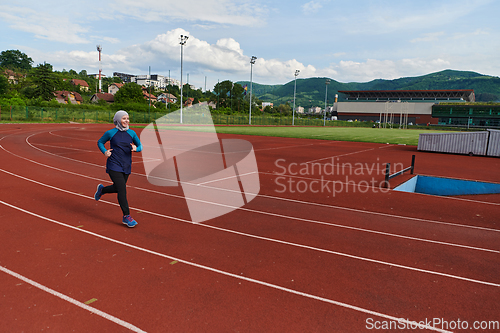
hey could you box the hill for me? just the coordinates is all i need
[237,70,500,107]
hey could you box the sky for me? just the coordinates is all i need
[1,0,499,91]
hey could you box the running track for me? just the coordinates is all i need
[0,124,498,332]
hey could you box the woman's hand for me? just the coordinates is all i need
[130,143,137,152]
[105,149,113,157]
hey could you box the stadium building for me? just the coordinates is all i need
[335,89,475,125]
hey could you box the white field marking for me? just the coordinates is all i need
[273,159,404,174]
[0,128,24,137]
[0,265,147,333]
[49,126,334,153]
[49,130,97,142]
[251,143,317,152]
[8,137,500,232]
[2,148,498,256]
[140,157,163,163]
[197,171,259,186]
[0,127,29,142]
[1,168,499,288]
[16,129,500,237]
[0,200,453,333]
[33,143,97,154]
[304,145,391,164]
[7,139,500,236]
[31,141,146,163]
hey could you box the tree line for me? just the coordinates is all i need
[0,49,305,117]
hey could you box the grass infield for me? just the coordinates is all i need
[212,126,449,146]
[132,124,459,146]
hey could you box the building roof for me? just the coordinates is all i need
[54,90,83,100]
[110,83,124,88]
[92,93,115,102]
[143,91,157,100]
[53,91,83,104]
[338,89,475,102]
[70,79,89,87]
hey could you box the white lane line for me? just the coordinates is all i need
[0,200,452,333]
[4,140,500,248]
[22,132,500,216]
[32,143,97,154]
[24,131,500,211]
[197,171,259,185]
[49,130,97,142]
[1,167,498,287]
[49,128,338,153]
[1,157,498,256]
[0,265,146,333]
[304,146,390,164]
[2,144,500,252]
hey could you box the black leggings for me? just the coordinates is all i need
[102,170,130,216]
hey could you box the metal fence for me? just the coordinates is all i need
[0,106,157,123]
[0,105,372,127]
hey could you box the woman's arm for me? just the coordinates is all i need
[97,129,116,154]
[128,130,143,152]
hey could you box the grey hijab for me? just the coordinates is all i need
[113,110,129,131]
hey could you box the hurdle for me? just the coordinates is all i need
[384,155,415,187]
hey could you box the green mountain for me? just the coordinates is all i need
[237,70,500,107]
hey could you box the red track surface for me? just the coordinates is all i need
[0,123,499,332]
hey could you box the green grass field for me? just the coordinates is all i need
[212,126,449,146]
[137,124,459,146]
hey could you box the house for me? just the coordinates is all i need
[3,69,24,84]
[157,93,177,103]
[296,106,304,114]
[53,91,83,104]
[183,97,194,107]
[108,83,124,95]
[90,93,114,104]
[88,73,106,79]
[198,101,216,109]
[142,90,157,102]
[70,79,89,92]
[308,106,322,114]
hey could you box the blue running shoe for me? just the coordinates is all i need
[94,184,104,201]
[122,215,138,228]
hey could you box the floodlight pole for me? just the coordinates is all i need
[148,66,151,122]
[293,70,299,126]
[180,35,189,124]
[249,56,257,125]
[324,79,330,126]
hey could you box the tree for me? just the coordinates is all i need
[31,63,58,101]
[0,50,33,70]
[263,105,273,113]
[0,75,8,96]
[114,83,146,104]
[277,103,291,116]
[213,80,246,111]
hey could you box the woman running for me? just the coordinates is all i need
[94,110,143,227]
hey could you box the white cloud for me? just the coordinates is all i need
[0,5,89,44]
[302,1,323,15]
[342,0,494,35]
[326,58,452,82]
[109,0,266,26]
[452,28,489,40]
[411,32,445,43]
[16,24,500,89]
[95,36,121,44]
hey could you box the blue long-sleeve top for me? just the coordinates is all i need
[97,128,143,174]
